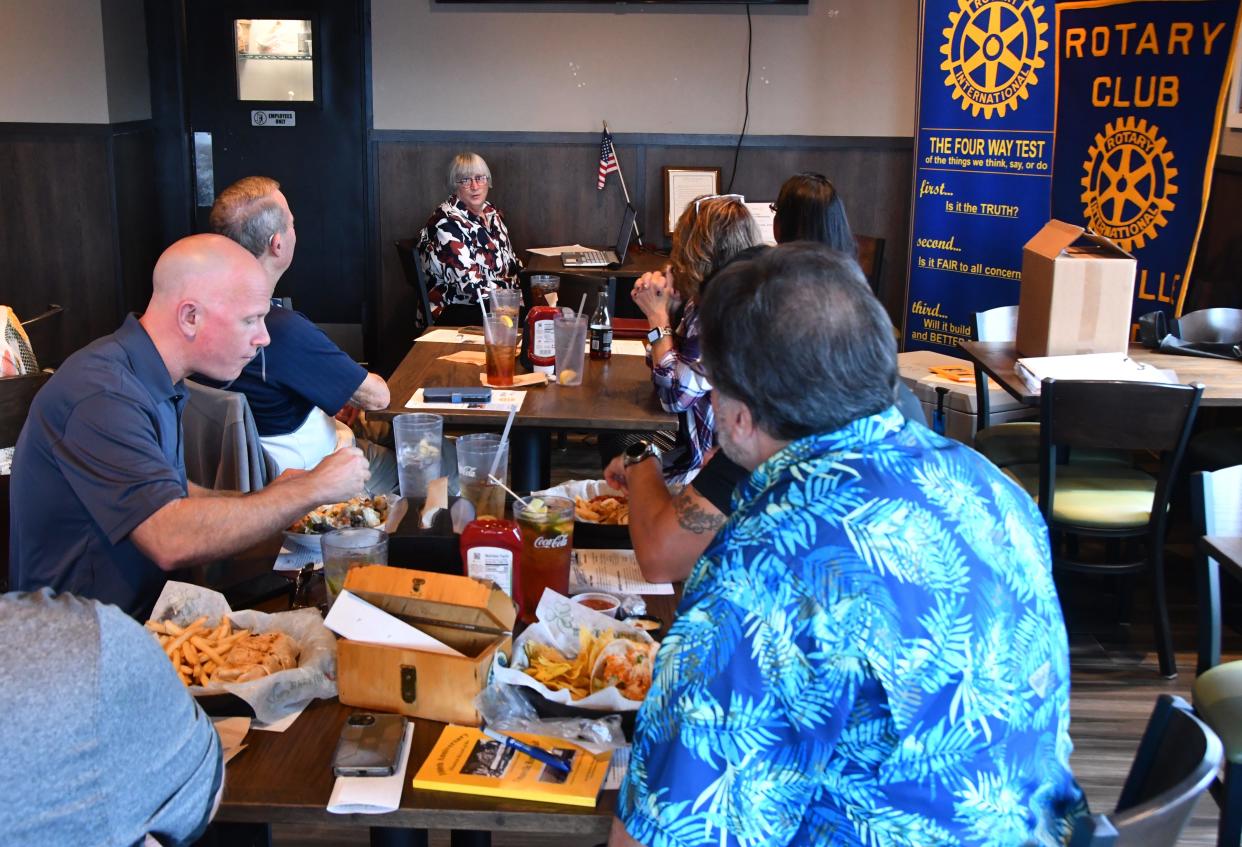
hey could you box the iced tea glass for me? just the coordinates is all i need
[483,314,518,386]
[530,274,560,308]
[488,288,522,325]
[513,496,575,623]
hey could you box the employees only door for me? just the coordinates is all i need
[184,0,368,329]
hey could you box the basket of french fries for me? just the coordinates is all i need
[491,590,657,719]
[147,581,339,723]
[533,480,630,545]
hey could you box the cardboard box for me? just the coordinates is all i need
[898,351,1034,445]
[337,565,515,726]
[1016,220,1136,357]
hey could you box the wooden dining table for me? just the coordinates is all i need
[373,328,678,491]
[210,592,679,847]
[957,341,1242,407]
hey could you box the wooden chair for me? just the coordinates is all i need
[395,238,434,333]
[1069,694,1222,846]
[1190,464,1242,846]
[19,304,64,369]
[1003,379,1203,678]
[1,371,52,592]
[854,234,884,297]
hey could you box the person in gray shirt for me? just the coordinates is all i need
[0,590,223,846]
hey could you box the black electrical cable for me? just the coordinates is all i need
[725,3,753,194]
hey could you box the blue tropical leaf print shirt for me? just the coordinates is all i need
[619,406,1085,847]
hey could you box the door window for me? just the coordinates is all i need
[234,18,314,102]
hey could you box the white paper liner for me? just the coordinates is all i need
[149,581,338,724]
[533,480,626,524]
[491,590,654,712]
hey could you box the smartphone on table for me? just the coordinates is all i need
[331,712,409,777]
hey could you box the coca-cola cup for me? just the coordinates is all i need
[512,495,575,624]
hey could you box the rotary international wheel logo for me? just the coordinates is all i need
[1080,116,1178,252]
[940,0,1049,119]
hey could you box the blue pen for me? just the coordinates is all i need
[481,727,572,775]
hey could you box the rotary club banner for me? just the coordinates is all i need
[1051,0,1242,327]
[904,0,1057,352]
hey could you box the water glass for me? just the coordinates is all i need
[456,433,509,519]
[393,412,443,499]
[554,314,588,386]
[322,527,389,604]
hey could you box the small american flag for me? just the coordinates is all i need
[597,129,619,189]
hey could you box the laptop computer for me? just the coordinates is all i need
[562,205,637,268]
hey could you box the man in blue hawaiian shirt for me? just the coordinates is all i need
[611,243,1084,847]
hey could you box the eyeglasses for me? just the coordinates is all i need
[768,202,778,213]
[455,175,490,187]
[693,193,744,213]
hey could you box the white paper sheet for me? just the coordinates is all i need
[406,388,526,413]
[609,338,648,357]
[745,202,777,245]
[528,244,592,257]
[252,703,306,733]
[326,722,415,815]
[603,746,631,790]
[1014,353,1177,395]
[272,546,321,572]
[668,173,729,232]
[324,590,465,657]
[574,549,674,595]
[415,328,485,345]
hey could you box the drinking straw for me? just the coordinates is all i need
[576,293,588,319]
[478,299,491,343]
[489,407,517,478]
[488,473,529,508]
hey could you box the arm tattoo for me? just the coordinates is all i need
[673,493,726,535]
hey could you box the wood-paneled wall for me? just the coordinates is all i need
[374,133,914,373]
[0,122,160,366]
[1186,155,1242,312]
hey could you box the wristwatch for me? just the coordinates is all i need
[646,326,673,344]
[622,439,661,468]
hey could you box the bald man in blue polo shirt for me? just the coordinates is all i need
[9,234,371,618]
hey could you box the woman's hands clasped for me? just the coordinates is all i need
[632,268,681,328]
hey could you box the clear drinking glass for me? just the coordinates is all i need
[321,527,389,605]
[393,413,443,499]
[554,314,588,386]
[530,275,560,308]
[513,496,575,624]
[482,314,518,386]
[455,433,509,519]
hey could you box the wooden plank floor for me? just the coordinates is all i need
[271,435,1239,846]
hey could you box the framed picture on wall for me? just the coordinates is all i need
[663,167,721,235]
[1229,31,1242,129]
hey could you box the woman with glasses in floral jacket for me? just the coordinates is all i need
[417,152,522,325]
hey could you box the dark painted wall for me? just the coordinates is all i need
[0,122,159,366]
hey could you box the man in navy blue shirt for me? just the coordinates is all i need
[9,235,371,618]
[206,176,396,494]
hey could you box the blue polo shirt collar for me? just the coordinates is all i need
[114,314,186,405]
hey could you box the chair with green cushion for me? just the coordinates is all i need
[1190,464,1242,846]
[1004,378,1203,678]
[971,305,1125,468]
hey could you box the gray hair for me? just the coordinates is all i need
[698,241,897,440]
[448,153,492,191]
[209,176,288,257]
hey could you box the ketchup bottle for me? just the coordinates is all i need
[459,518,523,616]
[525,304,559,375]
